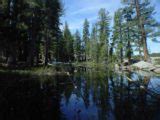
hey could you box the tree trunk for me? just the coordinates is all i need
[120,48,123,63]
[7,48,17,66]
[35,46,39,66]
[27,13,37,66]
[44,29,49,66]
[27,28,36,66]
[120,23,123,64]
[138,39,143,60]
[127,26,131,65]
[141,24,149,61]
[135,0,149,61]
[6,0,17,66]
[127,41,131,65]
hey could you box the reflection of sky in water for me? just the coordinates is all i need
[1,70,160,120]
[60,71,160,120]
[130,72,160,95]
[148,77,160,94]
[61,93,98,120]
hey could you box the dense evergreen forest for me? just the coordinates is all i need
[0,0,160,67]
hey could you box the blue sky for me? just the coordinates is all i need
[60,0,160,53]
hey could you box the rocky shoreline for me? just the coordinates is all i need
[131,61,160,74]
[115,60,160,74]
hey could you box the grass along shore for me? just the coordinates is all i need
[0,65,71,76]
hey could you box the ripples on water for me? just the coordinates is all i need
[0,68,160,120]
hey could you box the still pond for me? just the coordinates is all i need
[0,67,160,120]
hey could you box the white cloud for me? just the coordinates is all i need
[70,4,107,16]
[60,0,160,53]
[69,16,97,31]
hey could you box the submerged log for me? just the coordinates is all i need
[126,76,134,82]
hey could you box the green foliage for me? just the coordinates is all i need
[90,24,99,63]
[121,0,160,61]
[1,0,160,67]
[0,0,63,66]
[112,0,160,63]
[74,30,82,61]
[62,22,74,62]
[97,8,110,63]
[82,19,90,60]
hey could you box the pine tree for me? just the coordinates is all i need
[112,8,124,63]
[74,30,82,62]
[0,0,63,66]
[97,8,110,63]
[63,22,74,62]
[82,19,90,61]
[90,24,99,63]
[123,7,135,64]
[113,7,137,64]
[121,0,160,61]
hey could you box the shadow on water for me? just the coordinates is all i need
[0,68,160,120]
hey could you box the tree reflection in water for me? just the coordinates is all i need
[0,69,160,120]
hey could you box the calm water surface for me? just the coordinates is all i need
[0,68,160,120]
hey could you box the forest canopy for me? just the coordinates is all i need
[0,0,160,67]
